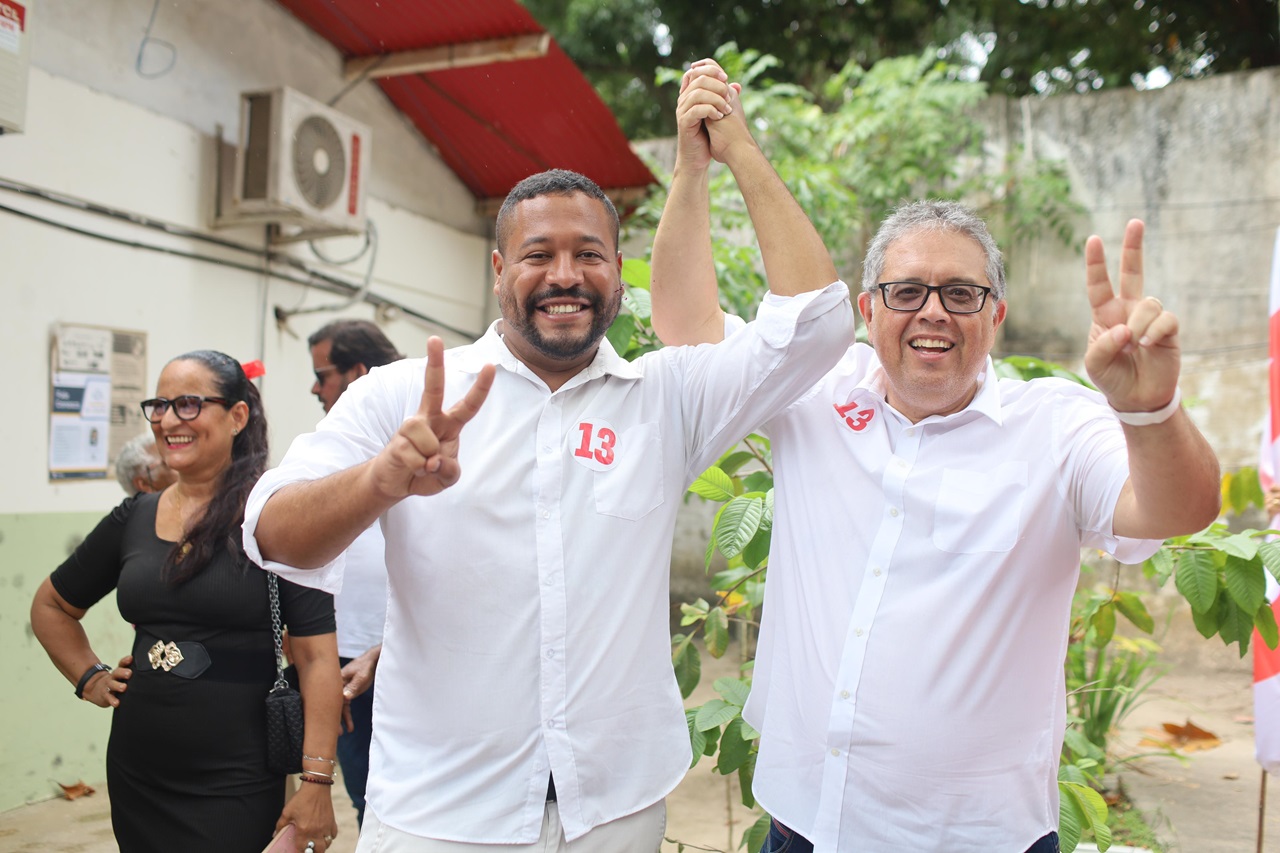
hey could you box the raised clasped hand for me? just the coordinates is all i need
[676,58,745,171]
[369,336,494,501]
[1083,219,1181,414]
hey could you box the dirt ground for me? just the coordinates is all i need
[2,628,1277,853]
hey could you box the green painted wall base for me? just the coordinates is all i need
[1,511,132,812]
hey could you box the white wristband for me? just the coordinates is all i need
[1112,387,1181,426]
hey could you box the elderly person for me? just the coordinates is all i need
[31,350,343,853]
[114,432,176,495]
[651,59,1220,853]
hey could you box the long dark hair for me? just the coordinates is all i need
[163,350,268,583]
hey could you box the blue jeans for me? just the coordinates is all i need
[758,820,1060,853]
[336,656,374,827]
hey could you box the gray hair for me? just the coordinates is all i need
[115,433,156,493]
[861,200,1006,301]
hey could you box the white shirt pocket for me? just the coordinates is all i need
[592,422,664,521]
[931,462,1027,554]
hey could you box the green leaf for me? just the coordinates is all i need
[702,722,722,756]
[1057,782,1084,853]
[737,749,758,809]
[1189,592,1222,639]
[689,467,736,502]
[695,698,739,732]
[1113,592,1155,634]
[742,528,772,570]
[604,312,636,356]
[685,708,706,768]
[1218,533,1261,561]
[1227,467,1266,514]
[623,287,652,319]
[743,813,771,852]
[680,598,709,627]
[1224,555,1267,614]
[1143,547,1175,584]
[704,607,730,658]
[1257,600,1280,651]
[718,450,756,477]
[742,471,773,494]
[1175,550,1220,613]
[1090,602,1116,646]
[714,677,752,708]
[1062,727,1102,762]
[1218,596,1254,656]
[717,717,752,774]
[714,496,765,559]
[672,633,701,699]
[1072,783,1112,849]
[620,258,651,290]
[1260,542,1280,584]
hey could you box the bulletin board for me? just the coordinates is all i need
[48,324,148,481]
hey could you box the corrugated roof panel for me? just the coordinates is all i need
[275,0,653,202]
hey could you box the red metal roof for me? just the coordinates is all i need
[274,0,656,205]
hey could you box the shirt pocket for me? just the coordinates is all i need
[592,422,664,521]
[931,462,1027,554]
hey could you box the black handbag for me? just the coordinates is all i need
[264,573,304,775]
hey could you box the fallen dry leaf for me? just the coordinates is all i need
[1138,719,1223,753]
[1224,772,1241,780]
[57,781,95,800]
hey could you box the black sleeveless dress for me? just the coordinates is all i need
[50,493,335,853]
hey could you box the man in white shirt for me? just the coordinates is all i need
[306,318,404,827]
[650,59,1221,853]
[243,72,855,853]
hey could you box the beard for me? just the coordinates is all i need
[500,284,623,361]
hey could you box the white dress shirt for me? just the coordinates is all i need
[746,343,1161,852]
[244,282,852,843]
[334,524,387,659]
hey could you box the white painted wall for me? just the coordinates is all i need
[0,0,499,516]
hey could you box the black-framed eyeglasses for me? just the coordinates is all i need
[876,282,993,315]
[313,364,340,385]
[140,395,232,423]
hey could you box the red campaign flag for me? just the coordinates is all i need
[1256,227,1280,774]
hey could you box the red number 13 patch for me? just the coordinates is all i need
[573,419,617,470]
[834,400,875,432]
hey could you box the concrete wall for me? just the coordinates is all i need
[978,68,1280,469]
[1,0,493,811]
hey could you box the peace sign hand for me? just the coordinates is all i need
[1083,219,1181,414]
[370,337,495,500]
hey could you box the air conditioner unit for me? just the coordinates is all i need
[229,87,371,239]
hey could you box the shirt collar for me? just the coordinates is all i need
[856,353,1005,427]
[450,320,644,385]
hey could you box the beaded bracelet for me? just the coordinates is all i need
[300,774,335,786]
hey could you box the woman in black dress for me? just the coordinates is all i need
[31,350,342,853]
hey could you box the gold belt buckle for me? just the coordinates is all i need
[147,640,185,672]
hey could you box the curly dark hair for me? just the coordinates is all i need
[162,350,268,583]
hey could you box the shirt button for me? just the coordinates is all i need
[889,508,899,517]
[542,509,550,519]
[546,649,557,659]
[542,445,552,453]
[831,748,840,757]
[854,628,864,637]
[873,567,882,577]
[840,690,850,699]
[545,576,554,586]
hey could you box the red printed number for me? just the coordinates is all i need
[834,401,875,432]
[575,422,617,465]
